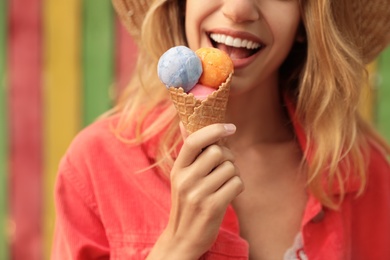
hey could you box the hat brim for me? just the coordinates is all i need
[112,0,390,62]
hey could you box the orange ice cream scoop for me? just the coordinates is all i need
[195,47,233,89]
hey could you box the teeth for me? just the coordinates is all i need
[225,36,234,46]
[210,33,261,50]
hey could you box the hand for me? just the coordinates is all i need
[147,123,244,260]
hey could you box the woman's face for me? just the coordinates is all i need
[185,0,301,94]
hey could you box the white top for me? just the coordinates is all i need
[283,233,308,260]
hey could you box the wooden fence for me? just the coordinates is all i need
[0,0,389,259]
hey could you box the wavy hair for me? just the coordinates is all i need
[293,0,390,208]
[108,0,390,209]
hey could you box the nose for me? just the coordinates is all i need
[222,0,260,23]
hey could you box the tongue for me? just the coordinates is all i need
[217,43,254,60]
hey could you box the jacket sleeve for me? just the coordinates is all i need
[51,162,110,260]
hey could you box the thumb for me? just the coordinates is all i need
[179,122,189,140]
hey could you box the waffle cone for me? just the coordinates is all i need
[169,73,232,134]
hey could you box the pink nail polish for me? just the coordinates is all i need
[224,124,236,134]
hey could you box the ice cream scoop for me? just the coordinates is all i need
[195,47,234,89]
[188,84,216,101]
[158,47,234,133]
[157,46,203,92]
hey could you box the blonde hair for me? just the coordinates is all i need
[108,0,390,209]
[108,0,185,174]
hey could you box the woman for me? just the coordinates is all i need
[52,0,390,259]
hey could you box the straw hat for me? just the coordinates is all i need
[112,0,390,63]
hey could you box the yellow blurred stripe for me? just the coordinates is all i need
[359,62,377,123]
[43,0,81,258]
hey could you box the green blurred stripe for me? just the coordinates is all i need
[0,0,8,258]
[82,0,114,126]
[377,47,390,142]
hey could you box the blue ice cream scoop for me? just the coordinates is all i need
[157,46,203,92]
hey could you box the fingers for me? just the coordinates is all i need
[176,161,243,223]
[213,175,244,206]
[188,160,242,204]
[199,160,239,193]
[175,123,236,168]
[172,154,241,212]
[190,145,235,177]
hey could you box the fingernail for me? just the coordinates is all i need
[224,124,236,134]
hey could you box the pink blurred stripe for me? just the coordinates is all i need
[115,18,138,98]
[8,0,42,258]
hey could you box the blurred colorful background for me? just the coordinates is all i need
[0,0,389,259]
